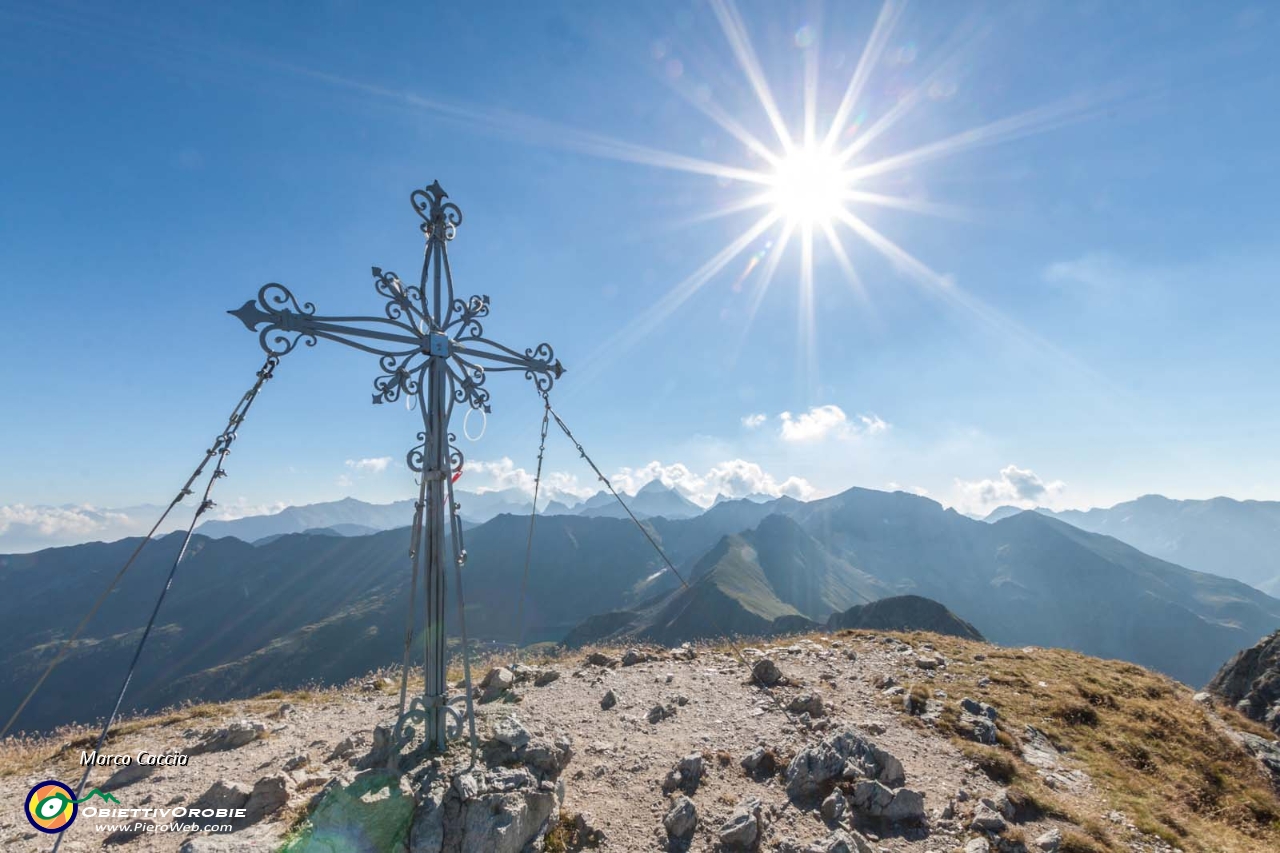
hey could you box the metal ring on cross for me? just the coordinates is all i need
[463,407,487,441]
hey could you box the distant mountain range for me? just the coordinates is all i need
[4,486,1277,732]
[561,489,1280,686]
[195,481,706,543]
[984,495,1280,595]
[11,489,1280,606]
[0,482,714,555]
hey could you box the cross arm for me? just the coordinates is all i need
[229,284,424,358]
[451,339,565,379]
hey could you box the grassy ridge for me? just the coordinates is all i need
[878,631,1280,853]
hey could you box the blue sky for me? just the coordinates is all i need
[2,0,1279,539]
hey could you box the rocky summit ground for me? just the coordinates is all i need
[2,630,1279,853]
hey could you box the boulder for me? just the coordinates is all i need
[519,735,574,778]
[970,803,1007,832]
[1207,629,1280,734]
[670,643,696,661]
[409,764,558,853]
[961,697,999,720]
[821,790,847,823]
[809,829,874,853]
[1238,732,1280,787]
[480,667,515,703]
[242,774,291,825]
[741,746,777,777]
[187,720,265,755]
[785,728,905,800]
[327,736,362,764]
[647,703,674,724]
[718,798,762,849]
[456,790,556,853]
[357,725,393,769]
[600,689,617,711]
[571,811,607,847]
[534,669,561,687]
[586,651,619,668]
[847,780,924,822]
[1035,828,1062,852]
[191,779,252,812]
[492,714,532,750]
[662,753,704,794]
[621,648,648,666]
[960,713,999,745]
[788,693,825,717]
[663,795,698,838]
[753,658,784,686]
[964,839,991,853]
[509,663,540,683]
[1021,725,1061,770]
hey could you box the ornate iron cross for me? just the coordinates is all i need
[229,181,564,754]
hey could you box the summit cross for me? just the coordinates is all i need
[229,180,564,754]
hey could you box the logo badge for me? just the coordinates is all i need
[25,780,78,834]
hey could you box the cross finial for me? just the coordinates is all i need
[411,180,463,241]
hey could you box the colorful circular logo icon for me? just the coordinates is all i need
[25,780,78,834]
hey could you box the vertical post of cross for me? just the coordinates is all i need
[423,196,450,751]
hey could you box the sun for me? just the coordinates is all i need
[560,0,1101,390]
[768,147,848,226]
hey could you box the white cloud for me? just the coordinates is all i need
[345,457,392,474]
[466,457,594,502]
[953,464,1065,514]
[1043,252,1120,289]
[741,413,767,429]
[464,457,816,508]
[886,481,930,496]
[0,497,294,553]
[0,504,168,553]
[612,459,815,506]
[0,504,122,538]
[777,405,888,442]
[857,414,890,435]
[201,497,289,522]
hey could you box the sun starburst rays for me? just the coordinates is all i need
[564,0,1113,392]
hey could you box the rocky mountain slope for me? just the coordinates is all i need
[1209,629,1280,734]
[3,631,1278,853]
[985,496,1280,595]
[826,596,984,640]
[565,490,1280,687]
[5,488,1279,734]
[564,515,889,647]
[568,480,705,521]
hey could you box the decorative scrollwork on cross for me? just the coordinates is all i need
[230,180,563,757]
[411,180,463,242]
[447,294,490,340]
